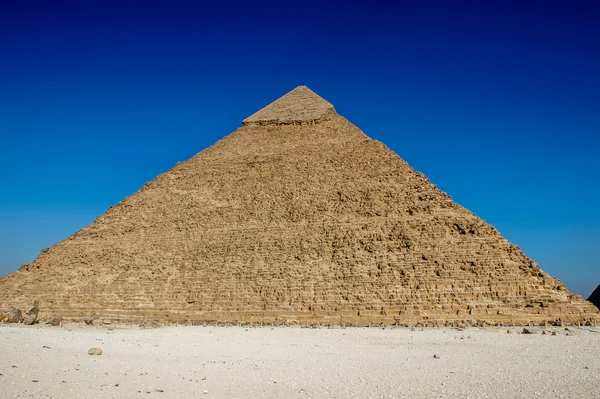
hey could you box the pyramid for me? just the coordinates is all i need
[0,86,597,326]
[243,86,335,125]
[589,285,600,310]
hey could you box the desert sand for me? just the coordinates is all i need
[1,324,599,398]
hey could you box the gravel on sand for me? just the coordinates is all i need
[0,324,599,398]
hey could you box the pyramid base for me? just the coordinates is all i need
[8,307,596,328]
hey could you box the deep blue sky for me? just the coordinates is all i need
[1,1,599,297]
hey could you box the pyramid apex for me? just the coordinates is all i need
[243,86,336,125]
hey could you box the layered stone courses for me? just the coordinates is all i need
[0,86,597,326]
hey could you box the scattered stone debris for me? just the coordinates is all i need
[88,347,103,355]
[5,307,22,323]
[522,328,539,335]
[22,299,40,325]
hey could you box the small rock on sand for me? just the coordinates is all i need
[522,328,539,335]
[88,348,103,355]
[47,318,62,327]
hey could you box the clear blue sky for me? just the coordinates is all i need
[1,1,599,297]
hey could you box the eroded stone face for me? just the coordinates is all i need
[5,307,22,323]
[0,87,597,326]
[22,299,40,325]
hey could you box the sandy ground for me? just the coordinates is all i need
[0,324,599,398]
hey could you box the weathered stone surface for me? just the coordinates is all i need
[0,86,597,326]
[588,285,600,310]
[5,307,22,323]
[22,299,40,325]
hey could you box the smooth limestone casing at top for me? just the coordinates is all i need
[0,86,598,326]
